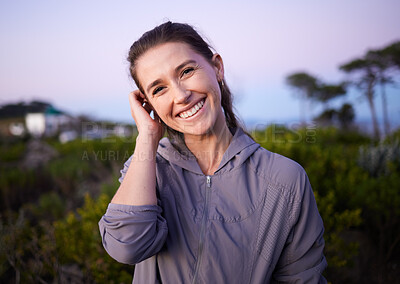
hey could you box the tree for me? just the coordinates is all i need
[285,72,319,124]
[314,108,337,127]
[337,103,355,130]
[313,103,355,130]
[340,59,380,140]
[373,41,400,136]
[315,83,347,110]
[381,41,400,67]
[366,49,394,136]
[341,41,400,139]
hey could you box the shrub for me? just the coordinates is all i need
[54,191,133,283]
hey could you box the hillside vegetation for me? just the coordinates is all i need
[0,126,399,283]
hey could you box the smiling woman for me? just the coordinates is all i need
[135,41,227,140]
[98,21,327,284]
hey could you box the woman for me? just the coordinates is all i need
[99,22,327,283]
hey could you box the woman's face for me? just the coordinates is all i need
[136,42,226,137]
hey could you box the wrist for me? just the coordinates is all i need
[136,133,160,151]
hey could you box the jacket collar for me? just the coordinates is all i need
[157,128,259,175]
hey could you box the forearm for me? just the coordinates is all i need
[111,134,158,205]
[99,203,168,264]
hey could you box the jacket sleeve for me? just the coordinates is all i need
[272,173,327,283]
[98,155,168,265]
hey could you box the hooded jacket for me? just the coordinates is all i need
[99,128,327,283]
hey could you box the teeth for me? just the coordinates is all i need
[179,100,204,119]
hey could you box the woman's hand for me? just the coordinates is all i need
[110,90,162,207]
[129,90,164,143]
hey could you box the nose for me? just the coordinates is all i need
[173,84,191,104]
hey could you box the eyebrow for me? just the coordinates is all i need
[146,60,197,94]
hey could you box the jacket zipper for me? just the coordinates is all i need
[192,175,211,284]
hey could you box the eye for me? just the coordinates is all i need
[181,67,195,77]
[153,86,165,96]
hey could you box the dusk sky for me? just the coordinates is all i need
[1,0,400,129]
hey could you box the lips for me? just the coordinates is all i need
[178,99,205,119]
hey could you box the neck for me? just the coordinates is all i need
[184,122,233,176]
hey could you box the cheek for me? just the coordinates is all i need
[150,97,171,118]
[191,79,221,103]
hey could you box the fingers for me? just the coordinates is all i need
[129,90,144,106]
[128,90,158,122]
[128,90,164,140]
[129,91,140,108]
[129,91,146,113]
[129,91,144,120]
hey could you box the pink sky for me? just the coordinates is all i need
[1,0,400,127]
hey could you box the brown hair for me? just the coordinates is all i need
[127,21,245,143]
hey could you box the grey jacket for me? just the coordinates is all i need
[99,128,327,283]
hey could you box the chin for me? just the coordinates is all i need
[178,118,215,135]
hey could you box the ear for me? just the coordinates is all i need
[211,54,224,81]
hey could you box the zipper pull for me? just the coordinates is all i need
[206,176,211,188]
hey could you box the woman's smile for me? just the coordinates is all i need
[177,98,205,119]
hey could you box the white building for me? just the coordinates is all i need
[25,106,76,138]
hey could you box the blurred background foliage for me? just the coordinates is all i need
[0,136,135,283]
[0,127,399,283]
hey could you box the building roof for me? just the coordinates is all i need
[0,101,64,119]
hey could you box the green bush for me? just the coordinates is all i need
[0,209,59,283]
[1,126,399,283]
[54,192,133,283]
[0,141,26,163]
